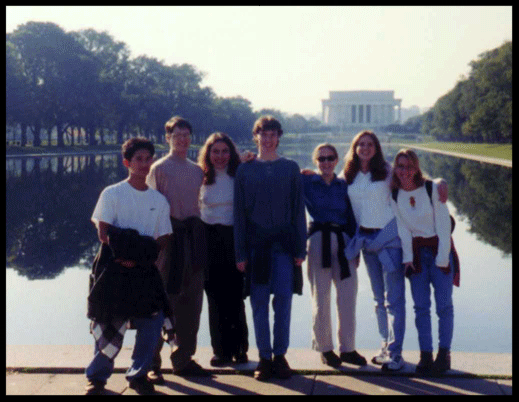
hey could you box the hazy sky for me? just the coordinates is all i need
[6,6,512,116]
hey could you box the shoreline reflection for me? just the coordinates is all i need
[6,146,511,281]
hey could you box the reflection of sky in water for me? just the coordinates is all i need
[6,214,512,353]
[5,146,512,353]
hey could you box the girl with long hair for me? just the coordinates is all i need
[198,132,249,367]
[343,130,406,371]
[390,149,457,375]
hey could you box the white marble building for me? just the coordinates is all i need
[322,91,402,132]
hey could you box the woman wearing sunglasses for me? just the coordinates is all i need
[302,143,367,368]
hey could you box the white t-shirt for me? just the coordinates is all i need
[347,170,395,229]
[199,169,234,226]
[390,181,451,267]
[91,180,172,239]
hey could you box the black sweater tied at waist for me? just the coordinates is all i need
[308,221,351,280]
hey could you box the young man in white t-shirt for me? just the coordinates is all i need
[85,138,172,395]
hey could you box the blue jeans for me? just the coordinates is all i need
[363,245,405,357]
[86,311,164,383]
[249,250,294,360]
[409,247,454,352]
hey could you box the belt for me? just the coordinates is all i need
[359,226,381,235]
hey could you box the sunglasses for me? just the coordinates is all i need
[317,156,337,163]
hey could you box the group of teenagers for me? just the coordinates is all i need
[85,115,459,395]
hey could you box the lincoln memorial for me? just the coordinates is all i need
[322,90,402,133]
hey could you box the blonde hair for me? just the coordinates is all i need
[390,148,428,190]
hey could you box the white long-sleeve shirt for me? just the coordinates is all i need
[199,168,234,226]
[347,170,395,230]
[390,181,451,267]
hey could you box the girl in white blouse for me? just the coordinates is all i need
[390,149,455,375]
[198,132,249,367]
[343,130,406,372]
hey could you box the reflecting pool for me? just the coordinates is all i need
[6,142,512,353]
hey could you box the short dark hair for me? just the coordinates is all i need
[165,116,192,135]
[252,115,283,147]
[121,137,155,161]
[252,115,283,136]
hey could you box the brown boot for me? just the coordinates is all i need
[415,351,434,375]
[254,358,273,381]
[273,355,292,379]
[432,348,451,375]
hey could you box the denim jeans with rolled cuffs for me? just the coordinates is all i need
[249,248,294,361]
[409,246,454,352]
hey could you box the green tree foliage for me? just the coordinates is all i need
[7,22,100,147]
[6,22,326,147]
[422,41,512,143]
[210,96,257,144]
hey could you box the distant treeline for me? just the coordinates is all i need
[6,22,329,147]
[387,41,511,143]
[6,22,511,146]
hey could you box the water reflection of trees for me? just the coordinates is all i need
[6,154,127,280]
[278,144,512,256]
[6,147,512,280]
[385,148,512,256]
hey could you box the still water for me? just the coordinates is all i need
[6,142,512,353]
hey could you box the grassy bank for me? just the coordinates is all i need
[393,142,512,161]
[6,141,512,161]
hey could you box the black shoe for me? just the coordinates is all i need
[321,351,342,368]
[254,358,273,382]
[128,376,155,395]
[210,355,233,367]
[432,348,451,375]
[340,350,367,366]
[85,380,105,395]
[233,353,249,365]
[173,360,212,377]
[415,351,434,375]
[273,355,292,379]
[147,369,165,385]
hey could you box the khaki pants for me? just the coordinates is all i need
[151,236,205,372]
[307,230,358,353]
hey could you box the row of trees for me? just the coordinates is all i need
[422,41,512,143]
[369,41,512,144]
[6,22,326,147]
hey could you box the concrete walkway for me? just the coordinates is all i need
[6,346,512,395]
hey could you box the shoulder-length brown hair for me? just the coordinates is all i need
[390,148,428,190]
[342,130,388,184]
[198,132,241,185]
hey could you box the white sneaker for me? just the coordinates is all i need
[371,345,390,365]
[382,355,405,371]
